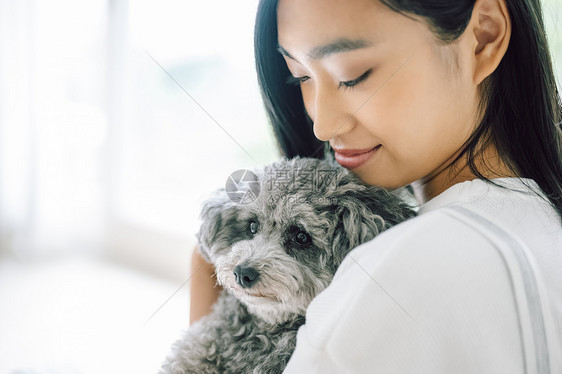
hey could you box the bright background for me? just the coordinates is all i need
[0,0,560,373]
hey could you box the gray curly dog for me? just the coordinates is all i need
[159,156,417,374]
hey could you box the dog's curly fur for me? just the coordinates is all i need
[159,156,417,374]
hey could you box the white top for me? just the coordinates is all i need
[283,178,562,373]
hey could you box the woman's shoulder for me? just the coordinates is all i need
[337,177,562,284]
[334,206,499,281]
[295,206,525,372]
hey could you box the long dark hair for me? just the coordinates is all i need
[254,0,562,223]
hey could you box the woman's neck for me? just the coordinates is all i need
[411,143,517,204]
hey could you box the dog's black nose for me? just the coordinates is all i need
[233,265,260,288]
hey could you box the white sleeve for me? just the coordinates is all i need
[283,212,526,374]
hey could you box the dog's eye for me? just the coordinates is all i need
[294,231,310,246]
[249,220,259,235]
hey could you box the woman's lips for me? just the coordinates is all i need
[333,145,381,169]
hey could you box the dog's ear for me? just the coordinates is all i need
[195,189,230,263]
[330,183,417,267]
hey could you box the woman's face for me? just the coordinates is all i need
[277,0,482,190]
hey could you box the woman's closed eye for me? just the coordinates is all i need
[285,75,310,86]
[338,69,373,90]
[285,68,373,91]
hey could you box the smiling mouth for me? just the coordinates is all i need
[332,145,380,156]
[333,144,381,169]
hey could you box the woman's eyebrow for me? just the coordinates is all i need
[277,38,373,61]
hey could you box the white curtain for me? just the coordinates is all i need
[0,0,109,258]
[0,0,279,270]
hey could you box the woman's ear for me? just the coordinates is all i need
[469,0,511,85]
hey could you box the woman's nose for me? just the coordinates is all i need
[306,85,354,142]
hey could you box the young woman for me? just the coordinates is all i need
[191,0,562,371]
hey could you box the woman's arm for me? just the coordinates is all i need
[189,245,222,325]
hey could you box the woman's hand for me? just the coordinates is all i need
[189,245,222,325]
